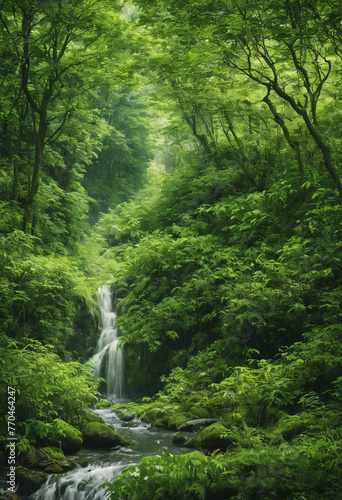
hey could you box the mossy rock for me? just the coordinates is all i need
[83,422,130,449]
[96,399,113,409]
[41,446,65,462]
[21,446,74,476]
[187,406,211,419]
[167,415,189,431]
[79,412,105,431]
[16,466,48,496]
[140,406,167,423]
[178,418,219,432]
[184,422,232,452]
[21,448,52,469]
[51,418,83,453]
[117,410,136,422]
[111,403,128,411]
[44,463,64,474]
[85,412,106,424]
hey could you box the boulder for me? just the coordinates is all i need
[184,422,233,452]
[96,399,113,409]
[44,463,64,474]
[178,418,219,432]
[79,412,106,431]
[117,410,136,422]
[16,466,48,496]
[187,406,211,419]
[82,422,130,449]
[21,448,51,469]
[51,419,83,453]
[20,446,74,472]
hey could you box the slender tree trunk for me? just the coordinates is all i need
[23,131,44,234]
[12,157,19,202]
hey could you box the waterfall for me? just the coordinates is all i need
[91,285,124,400]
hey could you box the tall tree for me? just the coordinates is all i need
[135,0,342,194]
[0,0,130,233]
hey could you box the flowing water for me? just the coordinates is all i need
[27,285,190,499]
[29,409,189,499]
[91,285,124,400]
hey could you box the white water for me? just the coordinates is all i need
[29,409,190,500]
[91,285,124,400]
[30,461,126,500]
[27,285,191,500]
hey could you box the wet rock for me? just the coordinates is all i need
[21,448,51,469]
[16,466,48,496]
[178,418,220,432]
[117,410,136,422]
[44,463,64,474]
[57,459,74,471]
[82,422,130,449]
[183,422,232,452]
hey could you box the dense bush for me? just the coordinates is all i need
[0,338,99,455]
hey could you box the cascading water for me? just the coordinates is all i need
[28,284,191,500]
[91,285,124,401]
[29,410,191,500]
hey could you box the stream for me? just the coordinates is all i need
[28,285,190,499]
[30,408,190,499]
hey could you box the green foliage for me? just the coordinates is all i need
[102,450,229,500]
[0,338,99,454]
[94,162,342,396]
[103,322,342,498]
[0,229,97,347]
[103,433,342,499]
[84,86,154,220]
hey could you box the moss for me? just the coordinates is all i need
[96,399,113,409]
[184,422,232,452]
[167,415,189,430]
[186,406,211,419]
[140,406,167,423]
[110,403,128,411]
[41,446,65,462]
[117,410,136,422]
[83,422,130,448]
[79,412,105,431]
[51,418,83,453]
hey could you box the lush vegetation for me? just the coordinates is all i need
[0,0,152,467]
[1,0,342,498]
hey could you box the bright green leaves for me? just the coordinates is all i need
[102,450,229,500]
[0,229,97,346]
[0,0,145,234]
[93,155,342,399]
[135,0,342,193]
[0,337,99,451]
